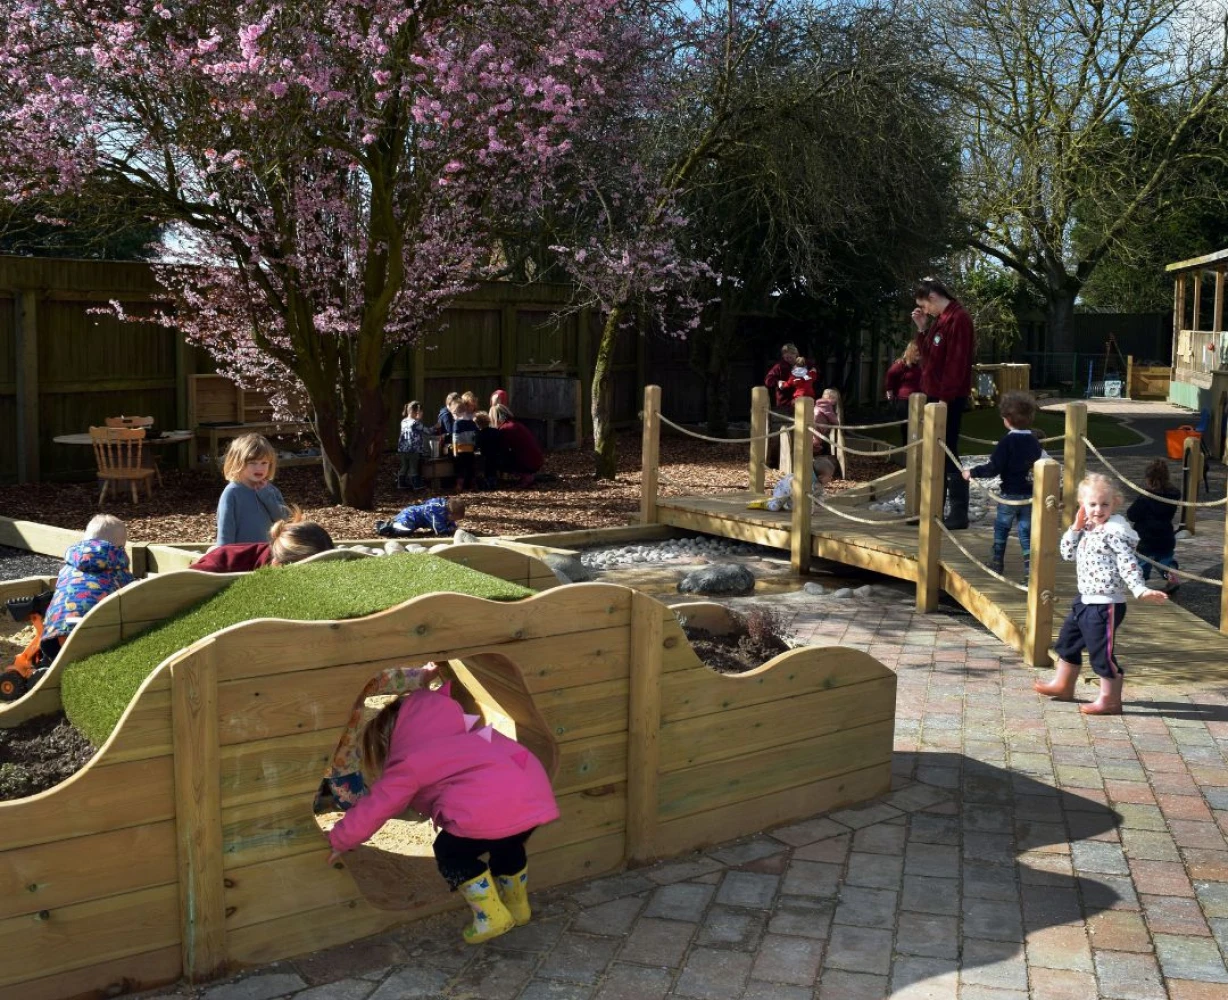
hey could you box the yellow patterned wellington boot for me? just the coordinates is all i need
[458,870,516,944]
[496,867,531,926]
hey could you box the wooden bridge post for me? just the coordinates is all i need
[916,401,947,612]
[905,392,926,517]
[1024,459,1061,667]
[1220,493,1228,636]
[640,385,661,524]
[749,386,768,494]
[1182,435,1202,536]
[791,396,814,574]
[1062,402,1087,529]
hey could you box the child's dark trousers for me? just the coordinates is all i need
[1055,599,1126,679]
[434,828,534,889]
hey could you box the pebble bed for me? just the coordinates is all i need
[578,534,763,570]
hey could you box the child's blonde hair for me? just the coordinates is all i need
[269,507,334,565]
[361,698,403,779]
[84,514,127,547]
[445,391,461,411]
[1077,473,1122,507]
[223,433,277,483]
[821,388,840,403]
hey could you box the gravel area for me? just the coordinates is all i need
[0,545,62,583]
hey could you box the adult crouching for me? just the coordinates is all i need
[492,404,544,488]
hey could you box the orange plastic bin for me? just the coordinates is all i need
[1166,426,1201,460]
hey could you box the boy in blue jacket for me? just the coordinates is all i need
[376,498,466,538]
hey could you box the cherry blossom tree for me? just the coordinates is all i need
[0,0,627,507]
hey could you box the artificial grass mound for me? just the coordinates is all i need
[61,554,533,747]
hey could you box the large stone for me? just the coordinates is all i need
[543,553,593,583]
[452,528,480,544]
[677,564,756,596]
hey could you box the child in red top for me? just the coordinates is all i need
[781,357,818,401]
[327,680,559,944]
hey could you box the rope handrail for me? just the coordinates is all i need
[656,413,794,443]
[1039,434,1064,445]
[767,409,906,432]
[1081,437,1228,508]
[938,441,1032,506]
[810,427,920,457]
[933,518,1029,592]
[958,432,1062,447]
[1133,550,1222,588]
[808,492,917,525]
[769,410,793,424]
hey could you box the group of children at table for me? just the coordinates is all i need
[397,388,544,493]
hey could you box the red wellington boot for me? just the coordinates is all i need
[1034,659,1080,701]
[1080,676,1123,716]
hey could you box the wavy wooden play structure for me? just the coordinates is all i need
[0,545,895,1000]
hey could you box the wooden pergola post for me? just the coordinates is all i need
[1182,435,1202,536]
[1024,459,1060,667]
[1062,402,1088,529]
[790,396,813,574]
[904,392,926,517]
[749,386,768,494]
[640,385,661,525]
[916,401,947,612]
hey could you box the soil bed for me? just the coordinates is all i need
[681,622,790,674]
[0,712,94,801]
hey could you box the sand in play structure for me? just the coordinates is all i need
[317,812,447,911]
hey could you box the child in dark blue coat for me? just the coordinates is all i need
[1126,459,1181,591]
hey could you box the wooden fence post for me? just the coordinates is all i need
[749,386,768,494]
[1182,435,1202,536]
[791,396,814,574]
[916,401,947,612]
[1126,355,1134,399]
[627,592,664,863]
[905,392,926,517]
[1024,459,1060,667]
[640,385,661,524]
[1063,402,1087,529]
[171,641,226,982]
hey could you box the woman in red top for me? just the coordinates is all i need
[192,514,334,572]
[492,404,544,488]
[911,277,975,529]
[763,343,800,409]
[884,342,923,445]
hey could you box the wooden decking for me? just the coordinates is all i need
[656,491,1228,688]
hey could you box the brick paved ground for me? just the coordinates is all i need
[142,584,1228,1000]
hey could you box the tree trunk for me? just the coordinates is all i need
[1045,288,1078,358]
[313,381,391,510]
[591,306,622,480]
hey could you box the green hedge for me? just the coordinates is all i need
[61,554,532,747]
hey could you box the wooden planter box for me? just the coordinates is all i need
[0,550,895,1000]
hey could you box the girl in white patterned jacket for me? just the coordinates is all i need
[1033,474,1167,715]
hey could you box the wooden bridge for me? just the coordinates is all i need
[639,386,1228,688]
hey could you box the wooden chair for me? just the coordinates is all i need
[90,426,155,505]
[106,415,162,486]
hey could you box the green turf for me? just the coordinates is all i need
[860,404,1143,449]
[61,554,533,747]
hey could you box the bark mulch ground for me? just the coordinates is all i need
[0,713,95,801]
[0,430,894,544]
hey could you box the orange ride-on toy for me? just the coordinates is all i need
[2,591,53,701]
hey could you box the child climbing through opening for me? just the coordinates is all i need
[397,400,431,490]
[748,456,837,512]
[1126,459,1181,592]
[40,514,135,665]
[1034,473,1168,716]
[326,679,559,944]
[962,391,1044,577]
[376,498,466,538]
[216,433,289,545]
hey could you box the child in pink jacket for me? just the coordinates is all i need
[326,681,559,944]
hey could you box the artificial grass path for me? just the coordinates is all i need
[60,554,533,747]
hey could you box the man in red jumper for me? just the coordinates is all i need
[911,278,975,529]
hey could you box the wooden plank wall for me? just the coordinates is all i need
[0,572,896,995]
